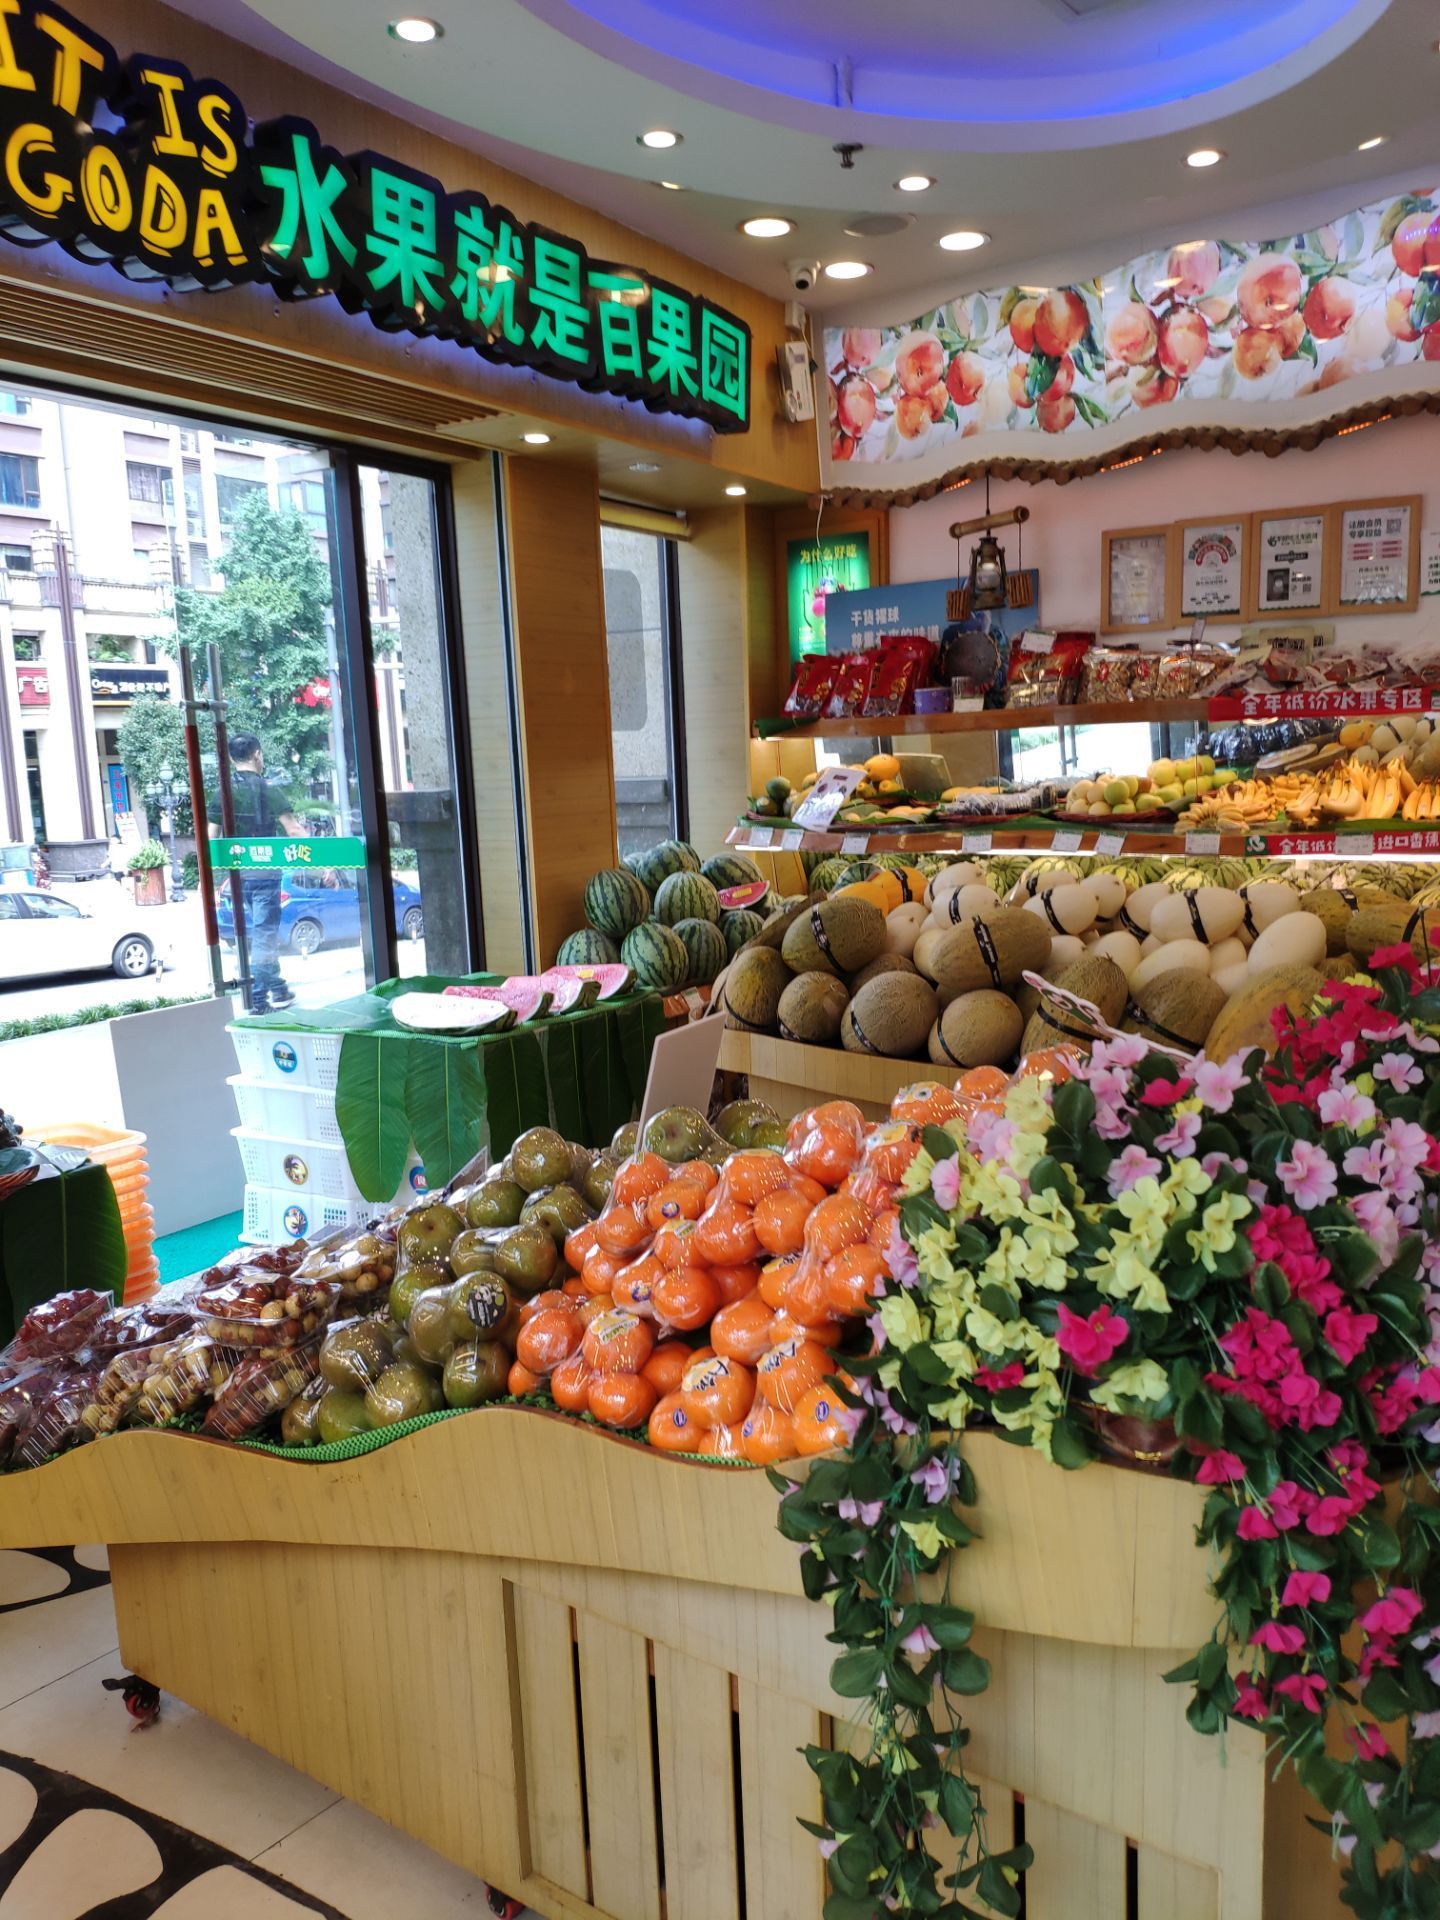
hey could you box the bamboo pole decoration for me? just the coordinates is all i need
[947,505,1032,539]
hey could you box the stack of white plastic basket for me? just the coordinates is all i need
[228,1025,426,1246]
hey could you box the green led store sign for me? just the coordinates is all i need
[0,0,751,431]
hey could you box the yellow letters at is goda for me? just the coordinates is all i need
[0,0,751,432]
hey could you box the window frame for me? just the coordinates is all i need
[0,451,40,509]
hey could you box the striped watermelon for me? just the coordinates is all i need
[674,917,728,986]
[808,857,851,894]
[557,928,620,967]
[621,921,689,993]
[628,840,700,895]
[701,851,764,892]
[653,871,720,927]
[720,909,766,955]
[584,867,650,940]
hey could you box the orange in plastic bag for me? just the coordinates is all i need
[806,1192,873,1261]
[710,1260,761,1306]
[565,1220,600,1272]
[891,1080,963,1126]
[700,1422,744,1460]
[597,1199,653,1257]
[693,1197,762,1267]
[611,1153,671,1206]
[792,1378,854,1455]
[646,1181,706,1230]
[779,1256,836,1330]
[588,1371,657,1430]
[754,1187,812,1257]
[824,1242,888,1318]
[652,1264,721,1332]
[756,1334,830,1412]
[785,1102,866,1188]
[582,1307,655,1376]
[739,1402,798,1466]
[868,1207,901,1254]
[582,1244,625,1296]
[769,1308,843,1351]
[680,1353,755,1429]
[551,1351,595,1411]
[711,1293,778,1366]
[642,1340,692,1395]
[653,1218,699,1270]
[676,1160,720,1196]
[516,1305,584,1375]
[720,1152,793,1207]
[759,1254,799,1311]
[648,1389,699,1451]
[612,1253,662,1318]
[1015,1047,1077,1086]
[520,1288,571,1320]
[859,1120,923,1187]
[507,1359,541,1396]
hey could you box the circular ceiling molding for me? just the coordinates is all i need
[517,0,1391,148]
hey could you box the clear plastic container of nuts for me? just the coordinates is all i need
[133,1333,236,1426]
[296,1223,397,1305]
[192,1268,340,1349]
[203,1342,321,1440]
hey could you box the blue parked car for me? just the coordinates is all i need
[216,870,424,956]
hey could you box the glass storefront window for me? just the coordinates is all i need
[602,524,682,856]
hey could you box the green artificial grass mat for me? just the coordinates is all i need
[154,1211,243,1287]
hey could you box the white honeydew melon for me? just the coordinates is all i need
[885,901,929,958]
[913,927,946,981]
[1090,930,1143,977]
[1213,960,1250,996]
[926,861,986,905]
[1148,886,1245,945]
[1237,882,1300,937]
[936,883,1001,925]
[1023,882,1100,936]
[1089,873,1127,919]
[1118,881,1169,934]
[1247,911,1327,974]
[1006,866,1078,905]
[1139,933,1161,957]
[1130,940,1212,993]
[1046,934,1087,971]
[1208,937,1247,976]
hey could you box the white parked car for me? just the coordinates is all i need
[0,890,170,982]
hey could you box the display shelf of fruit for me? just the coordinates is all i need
[752,697,1214,741]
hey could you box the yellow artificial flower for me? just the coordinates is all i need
[901,1518,945,1559]
[963,1304,1015,1356]
[1186,1191,1253,1271]
[931,1339,978,1382]
[934,1389,976,1428]
[900,1146,937,1199]
[1090,1358,1170,1409]
[879,1292,927,1352]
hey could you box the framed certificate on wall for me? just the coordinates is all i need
[1247,507,1330,617]
[1100,525,1174,633]
[1332,496,1420,614]
[1177,517,1249,619]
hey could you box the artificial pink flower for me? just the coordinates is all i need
[911,1455,957,1504]
[1305,1495,1358,1537]
[1412,1710,1440,1741]
[1194,1449,1246,1485]
[930,1154,961,1212]
[1373,1050,1422,1091]
[1236,1505,1278,1541]
[1250,1621,1306,1655]
[1318,1083,1377,1131]
[886,1221,919,1291]
[1269,1482,1313,1530]
[1232,1677,1269,1721]
[1360,1589,1423,1638]
[1192,1054,1247,1114]
[1324,1308,1379,1366]
[1273,1671,1328,1713]
[1107,1144,1162,1195]
[1055,1302,1129,1375]
[1276,1139,1339,1212]
[901,1623,941,1656]
[1347,1724,1390,1761]
[837,1496,885,1526]
[975,1362,1025,1392]
[1154,1109,1202,1157]
[1282,1571,1332,1608]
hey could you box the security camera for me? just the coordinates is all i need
[786,258,822,293]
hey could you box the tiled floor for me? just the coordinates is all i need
[0,1547,534,1917]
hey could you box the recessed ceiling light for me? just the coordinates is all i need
[630,461,660,473]
[741,216,793,239]
[1358,134,1387,151]
[724,484,747,497]
[1185,147,1225,168]
[388,17,440,40]
[522,432,551,445]
[823,260,871,280]
[895,175,934,193]
[938,230,989,252]
[638,129,681,150]
[655,180,685,191]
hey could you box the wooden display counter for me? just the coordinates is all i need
[719,1026,934,1122]
[0,1410,1344,1920]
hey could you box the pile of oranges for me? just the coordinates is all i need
[504,1094,935,1465]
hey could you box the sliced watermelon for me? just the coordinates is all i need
[717,880,770,912]
[444,979,554,1021]
[550,962,635,1001]
[391,993,517,1034]
[536,968,599,1012]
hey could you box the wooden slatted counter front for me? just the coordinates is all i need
[0,1412,1345,1919]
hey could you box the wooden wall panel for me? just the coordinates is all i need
[677,509,755,856]
[505,459,617,963]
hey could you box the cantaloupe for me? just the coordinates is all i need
[1125,971,1227,1052]
[1345,900,1432,966]
[1206,964,1329,1060]
[1299,888,1354,954]
[1019,955,1127,1058]
[777,971,850,1044]
[842,973,939,1058]
[928,990,1024,1069]
[917,909,1051,1001]
[849,953,918,994]
[1249,912,1327,974]
[782,897,888,977]
[723,948,791,1031]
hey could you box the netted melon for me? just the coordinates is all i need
[849,953,918,994]
[841,973,939,1058]
[782,897,887,978]
[723,948,790,1031]
[1205,964,1329,1060]
[1299,888,1354,955]
[1346,900,1434,966]
[1020,955,1128,1058]
[1124,972,1227,1052]
[777,971,850,1045]
[916,908,1050,1001]
[928,990,1023,1069]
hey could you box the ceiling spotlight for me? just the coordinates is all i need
[638,129,681,149]
[823,260,871,280]
[895,174,934,193]
[741,216,794,238]
[1185,147,1225,168]
[938,230,989,252]
[1358,134,1387,151]
[630,461,660,473]
[725,484,747,497]
[388,17,441,40]
[522,432,551,445]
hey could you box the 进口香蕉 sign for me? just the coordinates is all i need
[0,0,750,432]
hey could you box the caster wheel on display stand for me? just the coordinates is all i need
[101,1674,161,1727]
[484,1890,524,1918]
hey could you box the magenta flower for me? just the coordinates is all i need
[930,1154,961,1212]
[1232,1677,1269,1721]
[1282,1570,1332,1608]
[1276,1139,1339,1211]
[1374,1050,1422,1091]
[1192,1053,1247,1114]
[1107,1144,1162,1195]
[1055,1302,1129,1375]
[1250,1620,1306,1655]
[1347,1724,1390,1762]
[1273,1671,1328,1713]
[1305,1494,1357,1536]
[910,1454,957,1504]
[1194,1449,1245,1485]
[1236,1505,1278,1541]
[1139,1075,1190,1107]
[1360,1588,1423,1637]
[1269,1481,1313,1530]
[1324,1308,1379,1367]
[975,1361,1025,1392]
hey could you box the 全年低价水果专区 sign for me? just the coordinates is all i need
[0,0,750,432]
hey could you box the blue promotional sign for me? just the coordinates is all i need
[826,572,1041,656]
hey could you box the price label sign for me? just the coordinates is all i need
[793,765,863,831]
[780,829,805,851]
[1185,831,1221,854]
[961,832,993,854]
[840,833,870,854]
[1051,831,1083,854]
[1094,832,1127,857]
[1342,834,1374,857]
[748,827,774,848]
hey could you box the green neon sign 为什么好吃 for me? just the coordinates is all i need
[0,0,751,433]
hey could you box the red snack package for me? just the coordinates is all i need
[783,654,841,718]
[825,655,875,718]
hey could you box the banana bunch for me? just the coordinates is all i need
[1174,780,1279,829]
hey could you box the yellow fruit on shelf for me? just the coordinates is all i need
[865,752,902,783]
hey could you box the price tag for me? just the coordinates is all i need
[1051,830,1083,853]
[781,829,805,851]
[682,988,707,1016]
[961,832,993,854]
[952,696,984,713]
[1185,831,1221,854]
[793,765,863,830]
[1340,834,1374,857]
[748,827,774,848]
[1094,832,1127,857]
[840,833,869,854]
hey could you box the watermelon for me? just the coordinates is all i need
[653,870,720,927]
[720,909,766,956]
[716,880,769,913]
[674,917,728,987]
[557,928,619,967]
[444,979,553,1021]
[621,922,689,993]
[807,858,851,894]
[536,968,599,1012]
[392,993,516,1034]
[701,851,763,892]
[628,840,700,895]
[584,867,649,940]
[551,962,635,1001]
